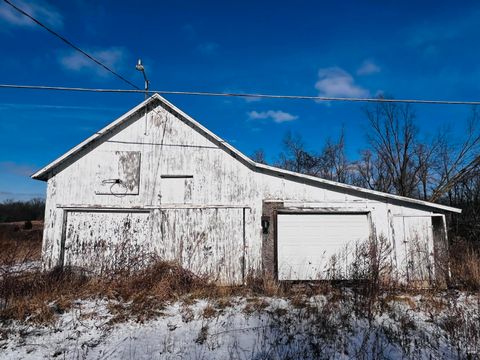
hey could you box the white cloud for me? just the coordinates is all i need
[315,67,369,98]
[197,41,219,55]
[58,47,128,76]
[182,24,196,39]
[248,110,298,123]
[0,0,63,28]
[357,60,380,75]
[182,24,219,56]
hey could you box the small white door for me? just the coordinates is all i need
[393,216,434,283]
[277,213,370,280]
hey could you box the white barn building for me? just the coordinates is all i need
[32,94,461,284]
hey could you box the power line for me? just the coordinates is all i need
[1,83,480,105]
[3,0,479,107]
[3,0,478,107]
[2,0,139,90]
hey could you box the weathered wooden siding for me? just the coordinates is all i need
[41,103,259,283]
[392,215,435,283]
[63,210,151,271]
[41,99,446,283]
[151,207,247,283]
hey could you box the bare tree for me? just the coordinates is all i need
[251,149,267,164]
[276,130,354,182]
[353,149,393,193]
[361,101,424,197]
[415,142,438,200]
[430,107,480,203]
[318,128,352,183]
[276,131,321,175]
[271,102,480,247]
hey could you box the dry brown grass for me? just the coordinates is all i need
[0,267,89,324]
[215,297,232,310]
[243,297,269,315]
[290,295,308,309]
[450,239,480,291]
[0,261,213,324]
[244,272,283,297]
[384,294,417,310]
[0,221,42,265]
[2,223,479,328]
[1,259,343,325]
[202,304,217,319]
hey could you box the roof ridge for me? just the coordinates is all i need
[31,93,461,213]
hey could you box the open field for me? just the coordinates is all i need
[0,221,42,263]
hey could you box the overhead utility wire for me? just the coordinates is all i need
[4,0,480,107]
[2,0,139,90]
[2,84,480,105]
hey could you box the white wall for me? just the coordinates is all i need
[41,101,443,283]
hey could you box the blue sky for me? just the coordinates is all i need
[0,0,478,200]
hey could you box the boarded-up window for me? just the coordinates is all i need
[95,151,141,195]
[160,175,193,204]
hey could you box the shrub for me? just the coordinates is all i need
[0,260,213,324]
[0,198,45,223]
[450,239,480,291]
[0,223,42,267]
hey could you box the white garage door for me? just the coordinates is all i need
[277,213,370,280]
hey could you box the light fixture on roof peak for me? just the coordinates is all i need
[135,59,145,72]
[136,58,150,135]
[135,58,149,99]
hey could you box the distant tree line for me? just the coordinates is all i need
[251,99,480,244]
[0,198,45,223]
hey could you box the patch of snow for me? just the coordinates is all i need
[1,294,479,359]
[0,260,41,277]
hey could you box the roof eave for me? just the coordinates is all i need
[254,163,462,214]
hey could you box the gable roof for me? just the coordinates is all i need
[32,93,461,213]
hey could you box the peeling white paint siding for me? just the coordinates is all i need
[151,208,246,283]
[42,105,257,282]
[40,100,452,284]
[63,211,151,272]
[42,177,64,270]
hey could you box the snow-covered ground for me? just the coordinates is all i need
[1,293,479,359]
[0,260,41,277]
